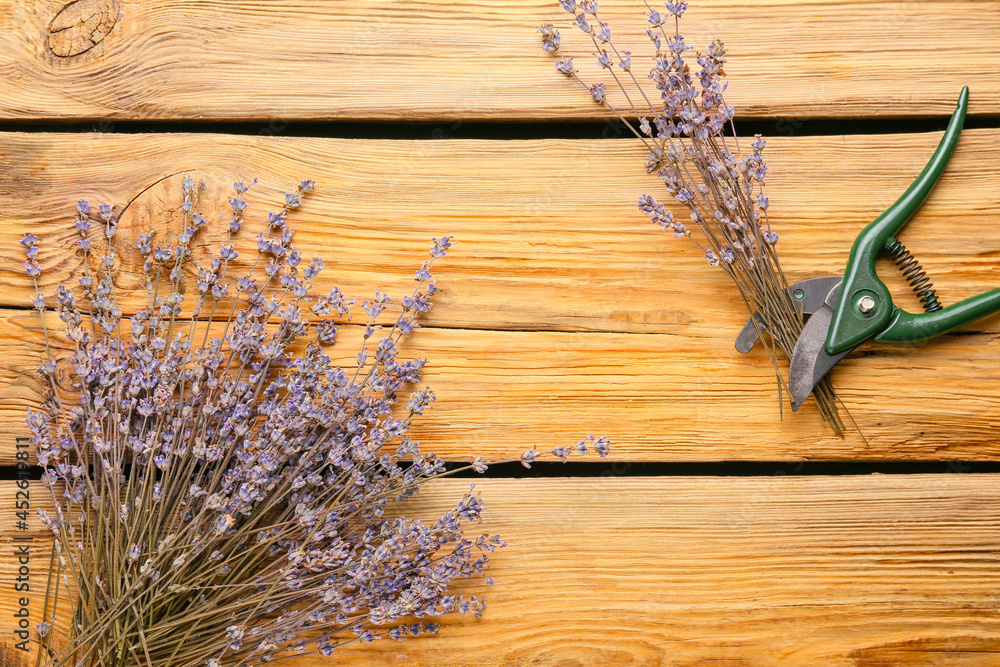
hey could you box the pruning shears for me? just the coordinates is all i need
[736,87,1000,410]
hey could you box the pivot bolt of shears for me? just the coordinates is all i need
[857,295,876,314]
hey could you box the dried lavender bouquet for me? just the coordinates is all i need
[541,1,845,433]
[21,176,607,666]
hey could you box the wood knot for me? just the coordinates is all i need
[47,0,119,58]
[109,171,231,291]
[54,355,77,393]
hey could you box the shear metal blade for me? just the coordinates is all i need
[788,281,857,411]
[735,276,844,353]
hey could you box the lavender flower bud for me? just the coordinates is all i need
[219,244,238,261]
[316,320,337,344]
[430,236,453,258]
[267,211,286,229]
[257,233,270,254]
[665,2,688,16]
[595,21,610,43]
[303,257,324,280]
[538,24,561,52]
[647,27,661,49]
[619,50,632,72]
[519,447,539,469]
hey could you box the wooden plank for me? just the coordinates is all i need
[0,1,997,121]
[0,308,997,463]
[3,476,1000,665]
[2,130,999,334]
[0,130,998,461]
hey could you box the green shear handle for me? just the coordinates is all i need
[825,86,1000,354]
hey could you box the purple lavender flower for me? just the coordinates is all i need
[665,2,688,16]
[539,23,561,51]
[431,235,454,258]
[556,58,575,76]
[26,174,610,665]
[520,447,539,468]
[596,20,611,43]
[619,49,632,72]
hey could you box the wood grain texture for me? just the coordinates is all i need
[0,130,998,462]
[0,308,998,464]
[3,476,1000,666]
[0,1,997,121]
[2,130,999,332]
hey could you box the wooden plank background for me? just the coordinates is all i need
[4,476,1000,666]
[0,1,998,120]
[1,0,999,665]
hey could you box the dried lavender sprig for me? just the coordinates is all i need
[25,177,610,667]
[30,190,468,664]
[541,2,846,433]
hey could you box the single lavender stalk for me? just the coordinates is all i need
[541,0,847,434]
[23,177,610,667]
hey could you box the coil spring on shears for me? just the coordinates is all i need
[883,238,943,312]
